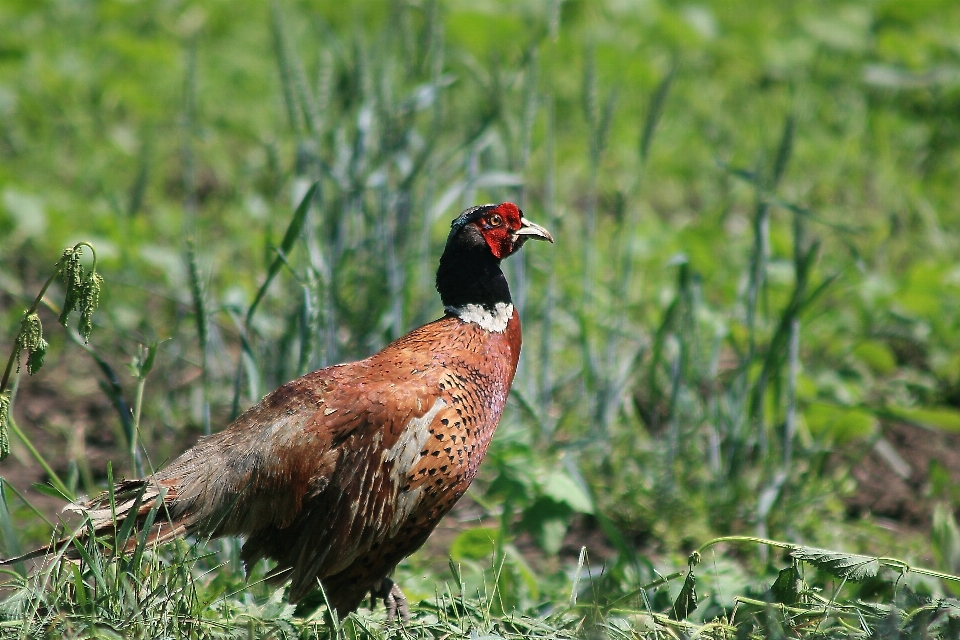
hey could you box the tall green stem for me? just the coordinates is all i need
[7,413,73,500]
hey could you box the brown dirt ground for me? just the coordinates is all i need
[846,421,960,526]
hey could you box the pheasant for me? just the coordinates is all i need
[3,202,552,620]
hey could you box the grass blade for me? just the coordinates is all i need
[245,181,319,328]
[0,478,23,575]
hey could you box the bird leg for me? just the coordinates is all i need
[370,577,410,623]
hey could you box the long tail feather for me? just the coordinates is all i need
[0,478,182,566]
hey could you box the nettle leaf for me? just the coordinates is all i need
[487,468,532,502]
[771,565,802,605]
[486,445,536,502]
[450,527,500,562]
[804,402,877,442]
[791,546,879,581]
[520,497,572,555]
[671,570,697,620]
[540,471,594,514]
[890,406,960,434]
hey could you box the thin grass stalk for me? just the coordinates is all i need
[580,45,599,300]
[579,160,600,422]
[0,478,24,576]
[744,192,769,367]
[617,68,673,303]
[181,36,199,225]
[702,315,725,477]
[724,360,750,481]
[708,387,722,476]
[271,1,303,134]
[419,0,441,76]
[538,96,557,436]
[186,240,211,436]
[679,271,702,452]
[127,132,150,218]
[750,242,831,502]
[301,147,331,371]
[230,182,317,413]
[583,46,616,308]
[547,0,562,40]
[290,32,321,136]
[298,281,315,375]
[663,264,693,491]
[783,187,805,467]
[321,199,340,367]
[305,216,334,368]
[783,318,800,467]
[744,115,795,461]
[415,14,445,307]
[382,189,404,341]
[462,143,480,209]
[511,46,540,398]
[595,70,673,433]
[315,44,333,125]
[579,46,616,430]
[129,344,156,478]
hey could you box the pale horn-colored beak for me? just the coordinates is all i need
[512,217,554,244]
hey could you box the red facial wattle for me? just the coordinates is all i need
[477,202,524,259]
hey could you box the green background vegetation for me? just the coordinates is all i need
[2,0,960,636]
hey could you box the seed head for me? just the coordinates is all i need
[0,393,9,460]
[79,271,103,343]
[27,338,48,376]
[58,246,85,327]
[16,312,45,374]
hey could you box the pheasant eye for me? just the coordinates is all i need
[487,214,503,227]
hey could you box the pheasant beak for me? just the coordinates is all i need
[512,217,554,244]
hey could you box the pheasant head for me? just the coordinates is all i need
[436,203,553,316]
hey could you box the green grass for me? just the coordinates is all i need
[2,0,960,637]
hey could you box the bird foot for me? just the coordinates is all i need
[370,577,410,623]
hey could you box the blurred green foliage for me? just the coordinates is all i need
[2,0,960,635]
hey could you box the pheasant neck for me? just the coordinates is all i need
[436,243,514,332]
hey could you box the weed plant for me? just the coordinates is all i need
[2,0,960,637]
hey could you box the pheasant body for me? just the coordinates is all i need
[149,308,521,612]
[2,203,551,617]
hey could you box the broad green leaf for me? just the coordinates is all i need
[771,565,802,605]
[804,403,877,442]
[853,341,897,376]
[541,471,594,514]
[671,570,697,620]
[520,497,572,555]
[791,546,879,581]
[450,527,499,562]
[487,467,533,502]
[539,518,568,556]
[888,406,960,433]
